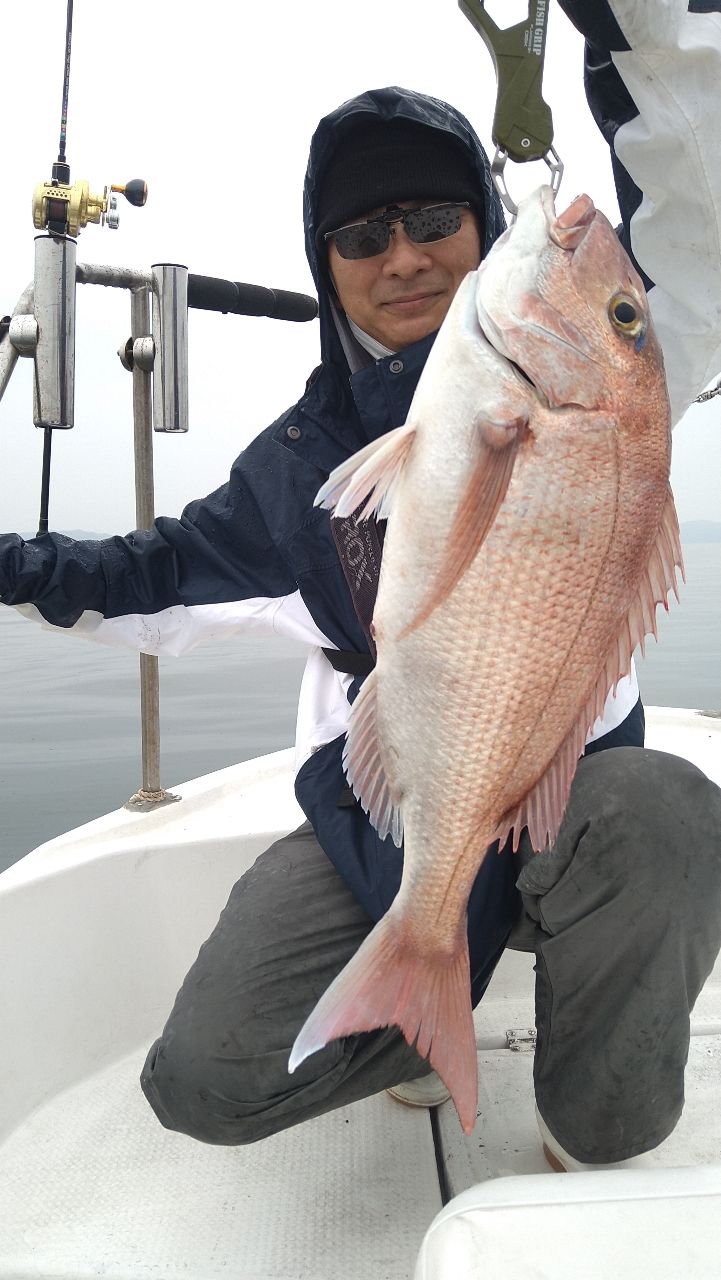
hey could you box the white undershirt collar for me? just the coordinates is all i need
[347,317,395,360]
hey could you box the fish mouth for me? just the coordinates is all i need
[506,355,538,390]
[548,190,597,249]
[535,185,597,249]
[512,186,599,265]
[474,185,604,409]
[473,296,546,402]
[474,307,548,406]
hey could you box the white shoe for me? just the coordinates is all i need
[387,1071,451,1109]
[536,1106,658,1172]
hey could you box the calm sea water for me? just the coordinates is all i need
[0,541,718,873]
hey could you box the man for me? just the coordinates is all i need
[2,4,721,1169]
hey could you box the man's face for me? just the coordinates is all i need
[327,199,482,352]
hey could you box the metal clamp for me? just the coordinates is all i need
[8,314,39,356]
[695,377,721,404]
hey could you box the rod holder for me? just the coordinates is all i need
[33,234,77,428]
[151,263,188,432]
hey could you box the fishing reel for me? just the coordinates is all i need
[20,161,148,450]
[10,148,148,537]
[32,163,147,237]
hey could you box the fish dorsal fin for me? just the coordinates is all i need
[494,726,586,853]
[621,485,684,661]
[342,669,404,848]
[315,421,416,520]
[585,486,683,730]
[403,414,526,636]
[495,486,684,853]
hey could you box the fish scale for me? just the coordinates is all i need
[290,185,682,1134]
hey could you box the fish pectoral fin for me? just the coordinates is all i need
[288,911,479,1136]
[403,413,526,636]
[314,420,416,521]
[342,669,404,847]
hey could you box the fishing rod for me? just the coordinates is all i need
[3,0,318,539]
[458,0,563,217]
[29,0,147,529]
[0,0,318,808]
[29,0,147,535]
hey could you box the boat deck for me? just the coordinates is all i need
[0,708,719,1278]
[1,952,719,1278]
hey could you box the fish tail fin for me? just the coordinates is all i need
[288,912,478,1135]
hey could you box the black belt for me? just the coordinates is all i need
[322,648,374,678]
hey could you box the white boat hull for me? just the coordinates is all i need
[0,711,719,1278]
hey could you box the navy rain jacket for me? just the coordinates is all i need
[10,0,718,1000]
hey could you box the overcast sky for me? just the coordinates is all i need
[1,0,718,535]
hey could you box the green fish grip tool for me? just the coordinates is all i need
[458,0,563,217]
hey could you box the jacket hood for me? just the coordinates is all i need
[303,86,506,373]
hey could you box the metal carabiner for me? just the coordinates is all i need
[458,0,564,217]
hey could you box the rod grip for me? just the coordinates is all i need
[187,275,318,322]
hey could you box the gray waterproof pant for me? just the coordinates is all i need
[141,747,721,1162]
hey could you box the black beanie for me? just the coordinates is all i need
[315,118,485,251]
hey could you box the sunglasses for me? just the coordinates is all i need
[325,202,471,261]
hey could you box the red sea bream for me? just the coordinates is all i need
[289,186,684,1135]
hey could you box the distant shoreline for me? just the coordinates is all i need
[680,521,721,544]
[20,521,721,544]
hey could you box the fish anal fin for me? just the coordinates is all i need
[342,669,404,847]
[403,415,525,637]
[288,912,478,1136]
[315,421,416,520]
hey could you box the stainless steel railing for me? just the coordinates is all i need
[0,260,317,806]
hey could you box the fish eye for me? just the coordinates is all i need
[609,293,645,337]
